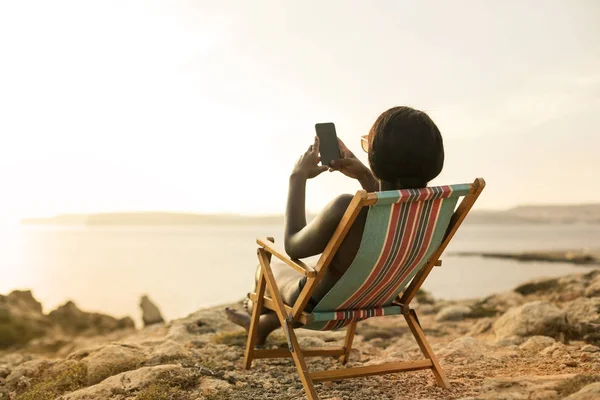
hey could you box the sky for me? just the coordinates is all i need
[0,0,599,223]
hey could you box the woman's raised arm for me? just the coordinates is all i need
[284,136,352,259]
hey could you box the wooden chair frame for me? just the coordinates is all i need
[243,178,486,400]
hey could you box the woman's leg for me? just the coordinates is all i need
[225,261,305,345]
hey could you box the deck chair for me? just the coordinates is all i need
[243,178,485,399]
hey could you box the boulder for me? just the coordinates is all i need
[414,303,436,315]
[4,359,52,391]
[200,376,232,396]
[566,382,600,400]
[1,290,137,350]
[553,275,587,301]
[438,337,489,360]
[479,291,526,313]
[0,291,50,348]
[415,289,435,304]
[74,343,147,384]
[478,374,577,400]
[61,364,182,400]
[581,344,599,353]
[4,290,43,315]
[492,301,567,340]
[565,297,600,345]
[584,274,600,297]
[435,305,472,322]
[145,340,190,365]
[539,342,568,357]
[519,336,556,353]
[514,277,560,295]
[495,335,526,347]
[48,301,135,336]
[140,295,165,327]
[467,318,494,336]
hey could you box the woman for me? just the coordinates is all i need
[226,106,444,344]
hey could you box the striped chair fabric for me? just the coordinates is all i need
[304,184,471,331]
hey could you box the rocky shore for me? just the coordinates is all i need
[451,249,600,266]
[1,269,600,400]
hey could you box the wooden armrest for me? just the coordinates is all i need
[249,292,313,325]
[256,238,317,278]
[434,260,442,267]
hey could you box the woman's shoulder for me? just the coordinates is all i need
[317,194,359,225]
[327,193,354,213]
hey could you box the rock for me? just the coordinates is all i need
[1,289,138,350]
[77,343,147,384]
[493,301,567,339]
[539,342,568,357]
[495,335,526,347]
[0,366,9,379]
[438,336,489,360]
[581,344,599,352]
[298,336,326,348]
[479,291,526,313]
[583,272,600,298]
[145,340,190,365]
[5,290,43,314]
[468,318,494,335]
[415,288,435,304]
[565,297,600,345]
[414,303,436,315]
[26,335,72,354]
[514,277,561,295]
[584,279,600,297]
[4,359,52,390]
[0,290,49,348]
[519,336,556,352]
[61,364,181,400]
[566,382,600,399]
[552,275,588,302]
[140,295,165,327]
[435,305,472,322]
[48,301,135,336]
[561,360,578,367]
[200,376,232,396]
[479,374,576,400]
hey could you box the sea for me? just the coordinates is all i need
[1,223,599,326]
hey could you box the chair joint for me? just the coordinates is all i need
[283,314,294,352]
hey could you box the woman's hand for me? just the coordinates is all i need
[330,138,379,192]
[329,138,370,180]
[291,136,329,179]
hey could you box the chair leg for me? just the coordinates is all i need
[256,248,320,399]
[243,268,267,369]
[285,321,320,400]
[404,309,450,388]
[340,321,357,365]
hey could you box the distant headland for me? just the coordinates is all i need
[19,203,600,226]
[20,212,285,226]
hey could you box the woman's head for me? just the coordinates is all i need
[367,106,444,189]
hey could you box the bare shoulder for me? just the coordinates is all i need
[318,194,354,225]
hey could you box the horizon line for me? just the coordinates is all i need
[18,201,600,221]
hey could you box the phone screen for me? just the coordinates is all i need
[315,122,340,167]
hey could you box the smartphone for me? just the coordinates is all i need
[315,122,340,167]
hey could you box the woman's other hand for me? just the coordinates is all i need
[291,136,329,179]
[330,138,379,192]
[329,138,370,180]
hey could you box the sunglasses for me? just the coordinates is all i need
[361,135,369,153]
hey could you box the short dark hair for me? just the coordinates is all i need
[368,106,444,189]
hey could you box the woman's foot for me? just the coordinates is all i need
[225,307,251,331]
[224,307,281,346]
